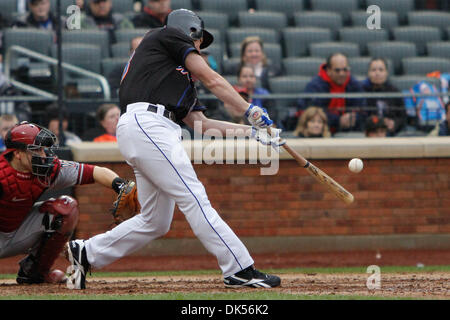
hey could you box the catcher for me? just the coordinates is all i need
[0,122,137,284]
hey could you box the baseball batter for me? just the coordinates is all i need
[66,9,284,289]
[0,122,133,284]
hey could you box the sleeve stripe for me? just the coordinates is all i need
[182,47,196,63]
[77,164,84,185]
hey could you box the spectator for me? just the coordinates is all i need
[81,0,134,43]
[132,0,171,29]
[362,58,406,136]
[13,0,63,30]
[293,106,331,138]
[107,36,143,98]
[429,101,450,136]
[0,114,19,152]
[365,115,387,138]
[235,64,271,110]
[91,103,120,142]
[234,36,282,92]
[45,103,82,146]
[298,53,367,134]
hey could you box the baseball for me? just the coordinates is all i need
[348,158,364,173]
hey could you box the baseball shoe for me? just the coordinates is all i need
[224,265,281,288]
[16,254,67,284]
[65,240,90,289]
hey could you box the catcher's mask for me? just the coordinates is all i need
[5,122,58,186]
[166,9,214,49]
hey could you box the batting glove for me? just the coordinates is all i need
[251,127,286,152]
[245,104,273,129]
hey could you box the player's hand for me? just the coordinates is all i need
[245,104,273,129]
[251,127,285,152]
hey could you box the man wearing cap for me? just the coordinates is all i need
[365,115,388,137]
[132,0,172,29]
[65,9,283,290]
[80,0,134,43]
[13,0,63,30]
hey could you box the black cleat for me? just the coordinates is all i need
[65,240,90,289]
[224,265,281,288]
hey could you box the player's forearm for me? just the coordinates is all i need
[93,166,119,189]
[200,118,251,137]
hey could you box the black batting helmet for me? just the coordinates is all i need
[166,9,214,49]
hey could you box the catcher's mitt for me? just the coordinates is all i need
[110,180,140,225]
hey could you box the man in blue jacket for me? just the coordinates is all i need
[298,53,367,134]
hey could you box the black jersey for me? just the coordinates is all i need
[119,26,206,123]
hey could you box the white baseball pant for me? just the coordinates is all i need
[85,103,254,277]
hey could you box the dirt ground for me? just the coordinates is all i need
[0,249,449,298]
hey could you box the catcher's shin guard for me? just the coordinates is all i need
[17,196,79,284]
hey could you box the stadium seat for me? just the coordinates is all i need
[402,57,450,76]
[350,11,398,30]
[427,42,450,59]
[338,27,389,55]
[222,57,241,75]
[269,76,311,120]
[407,11,450,31]
[282,27,332,57]
[310,0,359,24]
[393,26,442,56]
[0,0,19,22]
[226,28,279,46]
[115,29,150,44]
[348,57,394,77]
[52,44,102,74]
[3,28,53,55]
[282,57,324,76]
[204,44,223,73]
[238,11,288,31]
[111,42,131,58]
[390,75,441,91]
[101,57,128,77]
[171,0,193,10]
[367,41,417,75]
[366,0,414,23]
[309,42,360,59]
[294,11,342,40]
[62,30,110,58]
[111,0,135,13]
[229,42,282,63]
[254,0,305,24]
[196,11,229,35]
[198,0,248,25]
[50,0,77,14]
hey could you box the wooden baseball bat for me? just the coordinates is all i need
[282,142,354,204]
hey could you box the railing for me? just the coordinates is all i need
[4,45,111,100]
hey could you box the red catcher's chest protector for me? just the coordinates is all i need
[0,155,59,232]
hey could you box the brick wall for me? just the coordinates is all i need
[74,158,450,241]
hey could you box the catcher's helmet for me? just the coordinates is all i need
[166,9,213,49]
[5,122,58,185]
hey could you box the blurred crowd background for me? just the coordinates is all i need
[0,0,449,149]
